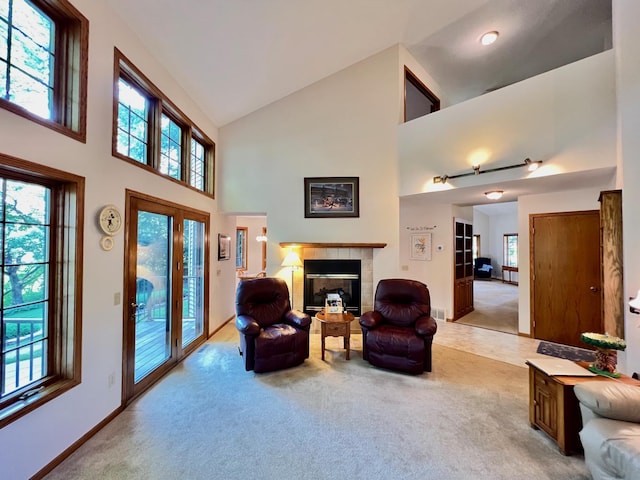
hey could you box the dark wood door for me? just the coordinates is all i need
[531,211,602,347]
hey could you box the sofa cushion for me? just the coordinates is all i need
[575,383,640,423]
[580,418,640,480]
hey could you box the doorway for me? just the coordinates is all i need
[123,193,210,404]
[530,211,602,348]
[455,203,519,334]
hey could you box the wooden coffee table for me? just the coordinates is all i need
[316,311,355,360]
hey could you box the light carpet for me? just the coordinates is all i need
[456,280,519,335]
[44,328,589,480]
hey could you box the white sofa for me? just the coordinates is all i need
[574,382,640,480]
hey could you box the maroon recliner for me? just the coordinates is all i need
[235,277,312,373]
[359,279,438,375]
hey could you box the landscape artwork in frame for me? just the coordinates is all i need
[410,233,431,261]
[218,233,231,261]
[304,177,359,218]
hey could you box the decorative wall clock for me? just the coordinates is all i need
[98,204,123,236]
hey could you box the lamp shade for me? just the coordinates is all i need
[281,251,302,268]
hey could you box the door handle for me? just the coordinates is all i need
[131,302,145,308]
[589,286,599,293]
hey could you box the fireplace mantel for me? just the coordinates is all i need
[279,242,386,248]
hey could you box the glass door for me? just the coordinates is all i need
[124,195,209,403]
[133,210,172,382]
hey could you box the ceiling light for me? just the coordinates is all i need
[432,158,542,184]
[485,190,503,200]
[525,158,542,171]
[480,31,499,46]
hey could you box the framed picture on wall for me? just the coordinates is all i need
[236,227,247,270]
[218,233,231,261]
[304,177,359,218]
[410,233,431,261]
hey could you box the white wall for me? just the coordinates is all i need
[488,211,518,281]
[0,1,236,478]
[220,45,410,286]
[397,50,616,197]
[616,0,640,375]
[472,209,490,258]
[236,216,267,274]
[398,197,454,315]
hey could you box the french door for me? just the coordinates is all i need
[123,193,209,403]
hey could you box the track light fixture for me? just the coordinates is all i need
[432,158,542,184]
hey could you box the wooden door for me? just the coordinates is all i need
[453,219,474,319]
[530,211,602,347]
[123,193,209,404]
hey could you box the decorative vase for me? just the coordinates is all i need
[580,332,626,378]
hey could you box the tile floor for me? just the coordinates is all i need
[433,319,550,368]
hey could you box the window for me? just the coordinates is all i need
[113,49,215,197]
[0,0,88,141]
[236,226,247,271]
[472,234,481,260]
[116,78,149,163]
[404,66,440,122]
[160,113,182,180]
[503,234,518,267]
[0,152,83,428]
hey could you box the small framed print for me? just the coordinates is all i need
[218,233,231,261]
[304,177,359,218]
[410,233,431,261]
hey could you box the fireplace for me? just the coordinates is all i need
[304,259,361,316]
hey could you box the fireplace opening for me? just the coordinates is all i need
[304,259,361,316]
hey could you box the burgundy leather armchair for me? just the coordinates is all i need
[235,277,312,373]
[359,279,438,375]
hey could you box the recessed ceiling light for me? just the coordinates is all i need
[480,31,499,46]
[485,190,503,200]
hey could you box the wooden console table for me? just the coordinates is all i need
[316,311,355,360]
[501,265,518,285]
[527,360,640,455]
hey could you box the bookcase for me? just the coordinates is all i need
[453,218,474,319]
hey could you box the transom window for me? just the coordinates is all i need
[0,0,88,141]
[503,233,518,267]
[113,49,215,197]
[0,153,83,428]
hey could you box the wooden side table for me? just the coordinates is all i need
[527,360,640,455]
[316,311,355,360]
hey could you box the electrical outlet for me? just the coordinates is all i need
[401,265,408,271]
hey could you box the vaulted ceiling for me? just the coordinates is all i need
[105,0,612,127]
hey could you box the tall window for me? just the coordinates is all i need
[116,78,149,163]
[472,234,481,260]
[0,153,83,428]
[113,49,215,197]
[503,233,518,267]
[190,138,205,190]
[160,113,182,180]
[0,0,88,141]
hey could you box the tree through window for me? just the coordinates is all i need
[0,154,83,428]
[0,0,88,141]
